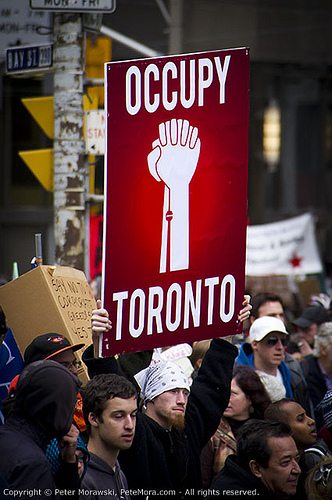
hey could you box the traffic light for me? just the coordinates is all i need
[86,36,112,107]
[19,95,98,192]
[85,36,111,192]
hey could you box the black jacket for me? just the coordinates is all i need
[300,355,327,429]
[0,361,80,498]
[210,455,271,499]
[297,439,331,497]
[285,352,314,418]
[82,345,152,391]
[84,339,237,498]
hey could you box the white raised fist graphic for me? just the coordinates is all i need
[148,119,201,188]
[148,119,201,273]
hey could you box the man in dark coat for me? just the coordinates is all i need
[210,420,301,499]
[0,360,80,499]
[293,305,331,356]
[124,339,238,497]
[301,322,332,429]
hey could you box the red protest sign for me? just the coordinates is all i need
[102,48,249,356]
[90,214,103,280]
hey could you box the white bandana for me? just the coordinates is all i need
[134,360,190,403]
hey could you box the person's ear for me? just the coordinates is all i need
[88,412,99,428]
[251,340,259,351]
[249,459,263,478]
[196,358,203,369]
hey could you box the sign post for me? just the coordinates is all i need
[29,0,116,12]
[102,48,250,356]
[5,44,53,75]
[0,1,51,59]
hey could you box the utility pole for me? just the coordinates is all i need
[168,0,183,54]
[53,13,86,271]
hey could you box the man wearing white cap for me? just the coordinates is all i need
[88,297,252,499]
[248,294,313,417]
[237,317,295,403]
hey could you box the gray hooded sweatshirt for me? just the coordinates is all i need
[81,453,130,500]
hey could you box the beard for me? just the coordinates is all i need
[167,411,185,431]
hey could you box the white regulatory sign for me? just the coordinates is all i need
[85,110,105,155]
[30,0,116,12]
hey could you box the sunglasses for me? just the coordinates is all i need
[58,359,82,370]
[262,336,287,347]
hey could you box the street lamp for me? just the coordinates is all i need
[263,99,281,172]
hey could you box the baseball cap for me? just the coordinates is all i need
[292,305,331,329]
[24,333,85,364]
[249,316,288,343]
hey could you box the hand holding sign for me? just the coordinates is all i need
[238,295,252,323]
[148,119,201,273]
[91,299,112,357]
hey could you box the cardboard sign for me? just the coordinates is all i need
[0,266,96,382]
[102,48,249,356]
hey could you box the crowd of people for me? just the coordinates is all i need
[0,289,332,500]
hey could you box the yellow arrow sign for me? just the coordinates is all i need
[21,95,98,141]
[19,94,98,191]
[22,97,54,139]
[18,149,53,192]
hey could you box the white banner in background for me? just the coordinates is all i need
[246,213,323,276]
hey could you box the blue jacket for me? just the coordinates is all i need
[236,342,294,398]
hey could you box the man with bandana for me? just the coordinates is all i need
[84,297,251,499]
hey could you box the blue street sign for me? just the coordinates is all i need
[5,43,53,74]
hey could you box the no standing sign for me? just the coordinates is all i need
[102,48,249,356]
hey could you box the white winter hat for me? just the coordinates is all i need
[134,360,190,403]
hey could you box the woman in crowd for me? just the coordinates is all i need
[305,456,332,500]
[200,365,271,486]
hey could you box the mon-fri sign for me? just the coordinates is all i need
[102,48,249,357]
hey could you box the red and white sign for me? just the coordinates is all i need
[90,214,103,280]
[85,110,105,155]
[102,48,249,356]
